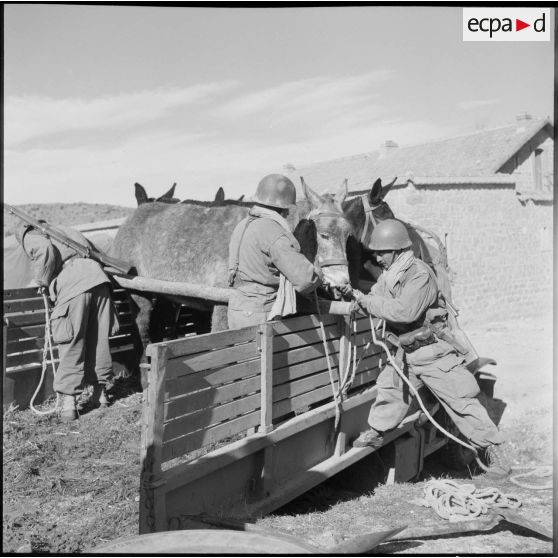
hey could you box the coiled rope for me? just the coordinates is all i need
[30,290,60,416]
[418,479,521,522]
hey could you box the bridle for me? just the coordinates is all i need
[307,209,349,268]
[359,194,380,245]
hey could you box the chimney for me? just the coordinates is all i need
[379,140,398,158]
[515,113,533,133]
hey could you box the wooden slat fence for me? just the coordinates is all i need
[139,312,384,532]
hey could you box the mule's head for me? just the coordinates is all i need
[134,182,180,206]
[343,177,397,245]
[295,177,353,297]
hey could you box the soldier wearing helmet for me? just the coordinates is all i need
[15,221,117,423]
[340,219,510,478]
[227,174,323,329]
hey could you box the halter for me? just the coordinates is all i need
[307,209,349,268]
[359,194,380,245]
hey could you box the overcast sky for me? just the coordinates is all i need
[4,4,554,207]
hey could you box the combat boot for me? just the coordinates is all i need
[77,384,109,413]
[484,443,512,479]
[59,394,78,423]
[353,427,384,449]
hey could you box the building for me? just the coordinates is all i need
[285,114,554,324]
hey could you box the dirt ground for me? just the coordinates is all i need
[2,314,553,554]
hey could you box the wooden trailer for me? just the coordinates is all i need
[138,310,498,534]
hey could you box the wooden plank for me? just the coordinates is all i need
[3,298,45,313]
[4,311,47,327]
[164,359,260,401]
[139,344,168,534]
[7,351,51,368]
[259,322,274,434]
[161,411,260,462]
[6,325,45,342]
[272,314,337,336]
[273,356,334,386]
[165,376,261,420]
[3,288,40,299]
[272,384,334,420]
[162,393,261,442]
[155,326,258,360]
[165,342,259,380]
[273,323,338,353]
[7,333,133,354]
[273,370,334,403]
[272,339,340,369]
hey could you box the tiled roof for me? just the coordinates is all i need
[288,117,552,194]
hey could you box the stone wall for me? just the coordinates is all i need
[380,183,553,325]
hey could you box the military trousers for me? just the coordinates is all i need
[52,283,114,396]
[367,343,504,449]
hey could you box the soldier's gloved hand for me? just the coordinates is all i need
[348,300,362,315]
[38,286,48,297]
[314,265,324,283]
[352,289,365,304]
[338,282,353,298]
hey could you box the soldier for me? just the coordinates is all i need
[227,174,323,329]
[340,219,511,478]
[16,222,117,422]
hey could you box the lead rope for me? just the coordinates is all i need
[313,292,343,437]
[30,291,60,416]
[368,316,492,473]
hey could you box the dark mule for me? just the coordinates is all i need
[110,180,354,369]
[342,177,449,293]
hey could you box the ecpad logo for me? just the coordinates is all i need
[463,8,550,41]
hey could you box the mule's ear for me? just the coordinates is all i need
[134,183,149,206]
[158,182,177,201]
[301,177,323,208]
[334,179,349,207]
[369,178,383,204]
[214,187,225,204]
[381,177,397,199]
[237,194,245,202]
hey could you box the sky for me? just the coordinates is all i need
[4,4,554,207]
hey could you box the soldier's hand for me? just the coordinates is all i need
[352,289,365,303]
[338,282,354,298]
[38,286,48,296]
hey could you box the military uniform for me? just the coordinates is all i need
[358,250,504,450]
[228,205,321,329]
[21,226,116,397]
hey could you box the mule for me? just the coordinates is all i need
[110,179,354,368]
[342,177,449,294]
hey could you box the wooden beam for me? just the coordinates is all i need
[259,322,274,434]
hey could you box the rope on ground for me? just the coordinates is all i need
[418,479,521,522]
[509,466,553,490]
[30,291,60,416]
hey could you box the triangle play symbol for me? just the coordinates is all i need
[516,19,530,31]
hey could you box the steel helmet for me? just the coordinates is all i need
[368,219,412,251]
[252,174,296,209]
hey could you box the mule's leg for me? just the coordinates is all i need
[211,304,229,332]
[128,291,154,366]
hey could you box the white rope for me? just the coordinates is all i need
[367,316,492,472]
[509,466,553,490]
[30,291,60,416]
[418,479,521,522]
